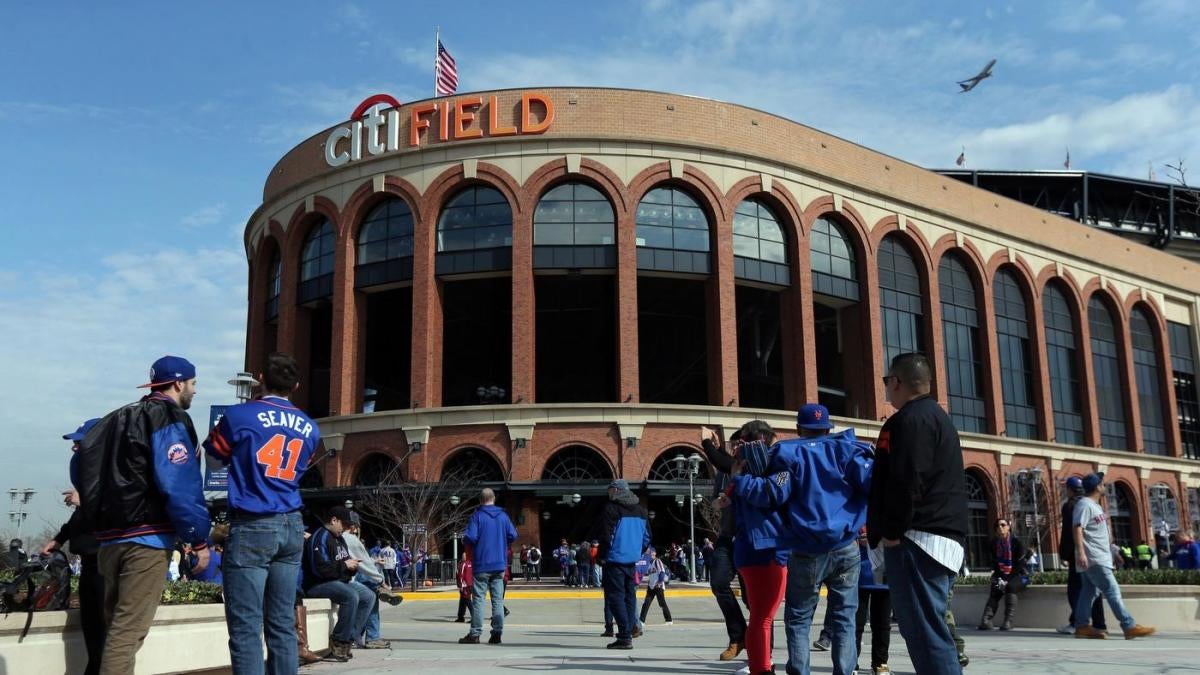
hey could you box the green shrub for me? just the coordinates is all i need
[160,580,223,605]
[957,569,1200,586]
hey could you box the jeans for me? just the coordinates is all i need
[307,579,376,643]
[783,542,859,675]
[578,563,591,586]
[78,552,106,675]
[593,564,602,587]
[470,571,507,637]
[603,562,637,642]
[224,511,305,675]
[398,566,409,585]
[640,586,673,622]
[856,588,891,669]
[1075,565,1135,631]
[884,539,961,675]
[358,578,382,641]
[708,538,747,644]
[1066,562,1106,629]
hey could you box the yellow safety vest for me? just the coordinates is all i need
[1136,543,1153,561]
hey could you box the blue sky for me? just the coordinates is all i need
[2,0,1198,536]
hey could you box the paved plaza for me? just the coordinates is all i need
[292,589,1199,674]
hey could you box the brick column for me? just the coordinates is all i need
[708,213,739,407]
[862,247,888,420]
[410,206,443,408]
[244,261,264,374]
[328,236,362,416]
[511,207,535,403]
[1076,296,1102,448]
[1116,312,1146,452]
[977,274,1005,435]
[1027,290,1056,441]
[616,200,639,402]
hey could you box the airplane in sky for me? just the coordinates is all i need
[957,58,996,93]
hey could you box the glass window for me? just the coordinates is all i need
[534,182,615,247]
[939,253,986,432]
[964,472,991,571]
[300,220,334,282]
[636,187,710,252]
[1131,308,1168,455]
[357,198,414,266]
[266,250,281,320]
[1188,488,1200,538]
[1044,283,1084,444]
[1089,297,1129,450]
[811,217,857,280]
[1105,483,1134,546]
[437,186,512,252]
[878,236,924,368]
[731,199,788,264]
[1148,483,1181,535]
[1168,321,1200,460]
[994,269,1036,439]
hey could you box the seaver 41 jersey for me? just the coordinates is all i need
[203,395,321,514]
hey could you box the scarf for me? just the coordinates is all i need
[994,536,1013,575]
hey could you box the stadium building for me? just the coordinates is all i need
[242,88,1200,571]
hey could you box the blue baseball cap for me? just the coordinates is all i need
[137,355,196,388]
[608,479,629,491]
[1065,476,1084,493]
[1082,472,1105,493]
[797,403,833,430]
[63,418,101,441]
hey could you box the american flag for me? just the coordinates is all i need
[955,147,966,167]
[435,40,458,96]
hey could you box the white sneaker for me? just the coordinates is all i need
[664,621,673,625]
[734,667,751,675]
[1056,623,1074,634]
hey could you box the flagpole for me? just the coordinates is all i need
[434,26,440,97]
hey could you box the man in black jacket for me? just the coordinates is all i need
[867,353,967,675]
[303,507,376,661]
[699,426,749,661]
[1056,476,1106,634]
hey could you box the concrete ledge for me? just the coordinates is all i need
[951,584,1200,632]
[0,599,333,674]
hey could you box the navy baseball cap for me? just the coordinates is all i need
[1082,472,1105,493]
[797,403,834,430]
[1065,476,1084,493]
[137,356,196,388]
[608,479,629,491]
[63,418,101,441]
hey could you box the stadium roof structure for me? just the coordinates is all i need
[935,169,1200,262]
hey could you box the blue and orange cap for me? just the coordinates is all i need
[137,355,196,388]
[797,403,833,430]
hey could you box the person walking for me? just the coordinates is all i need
[202,352,324,674]
[459,488,517,645]
[638,548,673,626]
[302,507,376,661]
[867,353,968,675]
[42,418,105,675]
[1056,476,1106,635]
[855,528,891,675]
[379,542,398,588]
[527,544,542,581]
[594,479,651,650]
[1072,473,1155,640]
[977,519,1025,631]
[591,540,602,587]
[77,355,212,675]
[699,428,750,661]
[456,552,474,622]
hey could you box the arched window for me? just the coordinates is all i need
[635,186,711,274]
[1168,322,1200,460]
[1106,483,1135,546]
[1148,483,1180,535]
[994,269,1036,439]
[732,199,788,285]
[436,185,512,274]
[533,182,616,268]
[298,220,334,303]
[1088,296,1129,450]
[354,453,400,487]
[647,449,712,481]
[939,253,985,432]
[1188,488,1200,538]
[810,217,859,300]
[964,472,991,571]
[1131,308,1167,455]
[1044,283,1084,444]
[266,249,281,321]
[541,446,614,483]
[442,447,505,483]
[878,236,924,368]
[356,198,414,287]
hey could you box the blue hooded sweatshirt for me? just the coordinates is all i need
[464,504,517,574]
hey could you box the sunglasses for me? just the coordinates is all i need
[881,375,900,385]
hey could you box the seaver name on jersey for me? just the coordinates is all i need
[257,410,315,437]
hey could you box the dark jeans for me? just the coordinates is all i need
[883,539,960,675]
[708,538,747,644]
[457,593,473,620]
[640,586,672,623]
[603,562,638,642]
[1066,562,1106,629]
[77,552,106,675]
[306,579,376,643]
[578,562,591,586]
[856,588,891,669]
[223,511,305,675]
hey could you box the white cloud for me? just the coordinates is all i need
[1053,0,1127,32]
[180,203,227,229]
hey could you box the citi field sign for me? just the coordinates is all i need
[324,92,556,167]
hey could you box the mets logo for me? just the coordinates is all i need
[167,443,190,465]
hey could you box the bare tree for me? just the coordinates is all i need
[355,460,491,591]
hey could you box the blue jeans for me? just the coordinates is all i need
[603,563,638,641]
[398,566,409,585]
[470,571,507,637]
[358,577,382,641]
[223,511,304,675]
[784,542,859,675]
[1066,562,1106,629]
[1075,565,1135,631]
[306,579,376,643]
[884,539,961,675]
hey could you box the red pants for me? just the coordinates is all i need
[738,563,786,673]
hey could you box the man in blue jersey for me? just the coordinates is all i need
[204,352,322,674]
[77,355,212,675]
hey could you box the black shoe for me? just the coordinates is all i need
[606,640,633,650]
[600,629,614,637]
[812,636,830,651]
[455,617,465,623]
[959,653,970,667]
[488,633,502,645]
[459,634,480,644]
[504,607,510,617]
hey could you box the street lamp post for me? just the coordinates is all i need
[1017,468,1045,572]
[8,488,34,540]
[672,453,704,583]
[450,495,461,569]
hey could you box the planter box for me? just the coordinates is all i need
[951,584,1200,632]
[0,599,333,674]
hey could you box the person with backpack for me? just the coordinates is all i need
[638,547,673,626]
[527,544,542,581]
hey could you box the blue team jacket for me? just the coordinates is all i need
[464,505,517,574]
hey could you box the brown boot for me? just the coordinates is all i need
[1123,624,1155,640]
[295,604,322,664]
[719,642,744,661]
[1074,625,1108,639]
